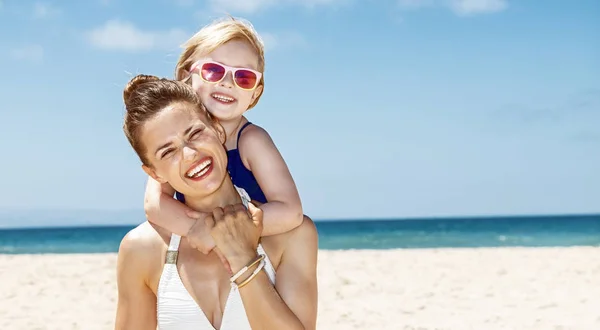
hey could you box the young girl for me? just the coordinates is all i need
[143,17,306,253]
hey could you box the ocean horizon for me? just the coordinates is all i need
[1,213,599,254]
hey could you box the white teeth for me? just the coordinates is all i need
[194,166,210,178]
[186,159,212,178]
[212,94,234,102]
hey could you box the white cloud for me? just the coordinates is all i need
[9,44,44,63]
[33,2,61,19]
[85,20,188,52]
[398,0,508,16]
[261,31,307,51]
[85,20,305,54]
[207,0,347,14]
[448,0,507,16]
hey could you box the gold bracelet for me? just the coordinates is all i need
[230,254,265,283]
[237,259,265,289]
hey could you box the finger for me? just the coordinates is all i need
[247,202,263,226]
[223,204,237,223]
[224,204,236,215]
[212,207,224,223]
[233,203,249,218]
[203,214,215,229]
[200,240,216,255]
[213,247,232,274]
[185,209,204,219]
[247,202,259,216]
[188,240,197,249]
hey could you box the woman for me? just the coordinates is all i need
[114,74,318,330]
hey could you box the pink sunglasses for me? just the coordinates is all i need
[189,60,263,90]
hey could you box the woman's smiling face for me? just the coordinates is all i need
[140,101,228,199]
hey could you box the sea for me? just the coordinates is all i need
[1,214,599,254]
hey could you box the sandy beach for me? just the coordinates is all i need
[1,246,599,330]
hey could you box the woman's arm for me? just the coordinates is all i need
[144,176,215,253]
[114,227,159,330]
[238,125,304,236]
[211,205,319,330]
[240,217,318,330]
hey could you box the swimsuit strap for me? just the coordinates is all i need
[236,122,253,146]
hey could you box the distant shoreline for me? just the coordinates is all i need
[1,211,600,230]
[2,215,599,253]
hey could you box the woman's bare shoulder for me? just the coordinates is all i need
[262,216,318,264]
[120,222,166,250]
[285,216,318,248]
[118,222,168,274]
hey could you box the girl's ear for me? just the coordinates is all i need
[250,84,264,106]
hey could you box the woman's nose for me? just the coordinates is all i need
[182,145,197,160]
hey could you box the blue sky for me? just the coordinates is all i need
[0,0,599,227]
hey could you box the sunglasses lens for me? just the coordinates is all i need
[201,63,225,82]
[234,70,258,89]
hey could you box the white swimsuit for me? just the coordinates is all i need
[156,187,276,330]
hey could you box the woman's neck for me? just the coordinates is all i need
[184,181,242,213]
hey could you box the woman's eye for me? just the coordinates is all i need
[190,128,204,139]
[161,149,174,158]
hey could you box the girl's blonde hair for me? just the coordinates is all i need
[176,16,266,110]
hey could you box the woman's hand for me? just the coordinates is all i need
[209,202,264,272]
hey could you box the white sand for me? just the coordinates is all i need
[1,247,599,330]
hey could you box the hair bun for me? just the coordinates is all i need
[123,74,160,105]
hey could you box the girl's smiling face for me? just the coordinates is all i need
[189,39,264,122]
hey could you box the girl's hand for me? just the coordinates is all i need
[209,203,264,272]
[185,210,216,254]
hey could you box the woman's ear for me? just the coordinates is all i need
[214,121,227,145]
[142,165,167,184]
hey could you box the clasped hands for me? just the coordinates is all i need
[185,202,263,274]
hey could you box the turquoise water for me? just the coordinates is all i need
[1,214,599,254]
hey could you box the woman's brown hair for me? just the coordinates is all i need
[122,74,221,165]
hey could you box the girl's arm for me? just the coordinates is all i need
[144,176,215,253]
[238,124,304,236]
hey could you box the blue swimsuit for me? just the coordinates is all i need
[175,122,267,204]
